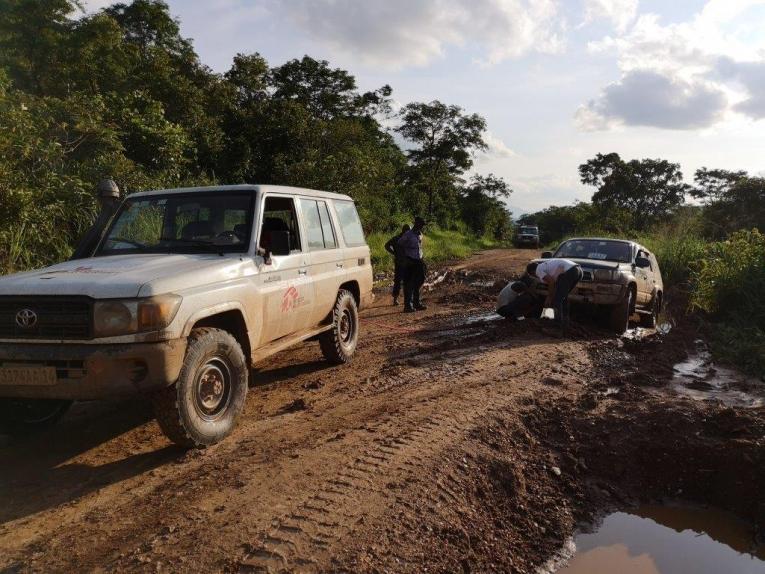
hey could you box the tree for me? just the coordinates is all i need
[579,153,689,228]
[459,174,513,239]
[397,101,487,218]
[270,56,392,120]
[701,176,765,238]
[692,167,748,203]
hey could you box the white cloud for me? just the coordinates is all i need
[576,70,727,130]
[481,131,516,159]
[580,0,765,130]
[269,0,565,70]
[581,0,638,32]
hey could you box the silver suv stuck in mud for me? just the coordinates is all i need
[536,238,663,334]
[0,185,373,447]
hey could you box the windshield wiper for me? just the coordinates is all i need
[108,237,148,249]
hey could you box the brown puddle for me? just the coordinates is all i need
[556,504,765,574]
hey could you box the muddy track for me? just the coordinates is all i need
[0,248,762,573]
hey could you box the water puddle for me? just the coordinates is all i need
[671,342,763,408]
[463,310,505,326]
[555,504,765,574]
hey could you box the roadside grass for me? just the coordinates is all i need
[690,229,765,377]
[369,228,501,273]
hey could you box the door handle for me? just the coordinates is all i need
[298,269,307,275]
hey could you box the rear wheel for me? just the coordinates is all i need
[0,398,71,435]
[608,288,633,334]
[320,289,359,364]
[152,328,248,448]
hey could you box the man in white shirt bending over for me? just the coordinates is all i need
[526,259,583,328]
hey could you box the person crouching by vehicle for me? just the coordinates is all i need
[384,224,411,306]
[526,259,583,328]
[496,275,543,320]
[398,217,427,313]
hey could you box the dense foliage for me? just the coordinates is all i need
[0,0,512,273]
[691,230,765,376]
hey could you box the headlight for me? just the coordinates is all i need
[593,269,620,282]
[94,294,182,337]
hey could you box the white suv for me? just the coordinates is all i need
[0,185,373,447]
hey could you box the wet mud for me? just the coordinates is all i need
[0,248,763,573]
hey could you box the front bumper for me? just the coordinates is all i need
[538,282,626,306]
[0,340,186,400]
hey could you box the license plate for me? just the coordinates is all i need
[0,367,57,386]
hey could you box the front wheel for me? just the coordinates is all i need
[608,288,633,334]
[152,328,248,448]
[0,398,71,435]
[639,294,661,328]
[319,290,359,364]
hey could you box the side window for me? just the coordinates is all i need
[300,199,325,250]
[318,201,337,249]
[300,199,338,250]
[260,196,302,253]
[637,249,653,270]
[333,200,366,247]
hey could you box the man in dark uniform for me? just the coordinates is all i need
[398,217,427,313]
[384,224,410,306]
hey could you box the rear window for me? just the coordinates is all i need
[333,200,366,247]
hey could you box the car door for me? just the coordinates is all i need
[634,248,652,306]
[256,195,315,344]
[299,198,344,327]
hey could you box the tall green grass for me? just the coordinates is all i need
[635,215,707,287]
[369,227,500,273]
[690,229,765,377]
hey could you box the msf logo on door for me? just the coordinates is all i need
[281,286,304,313]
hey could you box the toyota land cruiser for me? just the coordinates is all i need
[534,237,663,334]
[0,185,373,447]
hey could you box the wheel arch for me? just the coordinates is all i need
[189,309,252,365]
[339,280,360,307]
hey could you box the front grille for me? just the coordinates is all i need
[0,297,93,340]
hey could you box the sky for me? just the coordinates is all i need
[83,0,765,214]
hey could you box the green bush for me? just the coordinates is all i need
[636,212,707,287]
[690,229,765,376]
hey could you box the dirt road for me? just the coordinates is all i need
[1,249,763,573]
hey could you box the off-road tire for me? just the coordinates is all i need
[319,289,359,365]
[152,328,248,448]
[608,287,633,334]
[639,293,661,328]
[0,398,71,436]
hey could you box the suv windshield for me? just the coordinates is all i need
[555,239,632,263]
[520,227,538,235]
[97,191,254,256]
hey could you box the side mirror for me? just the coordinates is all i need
[270,230,291,256]
[635,256,650,269]
[541,251,553,259]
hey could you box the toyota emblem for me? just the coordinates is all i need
[15,308,38,329]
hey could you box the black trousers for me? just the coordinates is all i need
[402,257,426,308]
[392,257,405,298]
[552,265,583,325]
